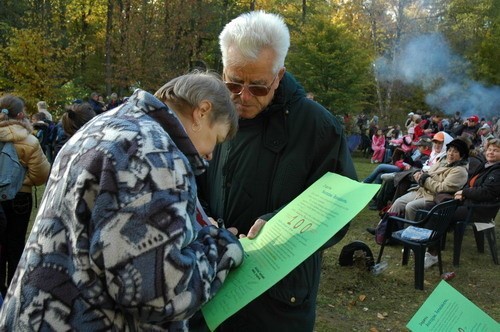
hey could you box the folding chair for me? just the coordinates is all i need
[376,200,460,290]
[453,202,500,266]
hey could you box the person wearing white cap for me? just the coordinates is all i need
[478,123,494,150]
[421,131,453,172]
[36,101,53,121]
[405,112,414,128]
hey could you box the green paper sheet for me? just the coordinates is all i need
[407,280,500,331]
[201,172,380,330]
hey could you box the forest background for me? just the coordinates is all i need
[0,0,499,124]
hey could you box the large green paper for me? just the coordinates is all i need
[202,172,380,330]
[407,280,499,331]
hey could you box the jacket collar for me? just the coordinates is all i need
[0,119,32,143]
[237,73,306,154]
[445,158,469,168]
[127,89,207,175]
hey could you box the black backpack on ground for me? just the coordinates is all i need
[338,241,374,271]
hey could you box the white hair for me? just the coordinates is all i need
[37,101,47,110]
[219,11,290,73]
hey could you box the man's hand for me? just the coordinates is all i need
[240,218,267,239]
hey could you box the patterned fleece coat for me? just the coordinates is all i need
[0,89,244,331]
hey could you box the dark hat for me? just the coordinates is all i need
[446,138,469,159]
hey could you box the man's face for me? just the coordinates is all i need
[223,47,284,119]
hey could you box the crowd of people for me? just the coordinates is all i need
[358,110,499,270]
[23,92,124,164]
[0,9,498,331]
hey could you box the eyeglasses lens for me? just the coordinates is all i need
[224,82,269,97]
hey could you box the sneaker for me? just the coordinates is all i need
[380,173,395,181]
[366,227,376,235]
[424,252,438,269]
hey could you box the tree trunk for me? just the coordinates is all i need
[105,0,113,96]
[302,0,307,23]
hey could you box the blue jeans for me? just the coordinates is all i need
[362,164,400,184]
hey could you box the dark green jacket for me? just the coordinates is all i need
[198,73,357,331]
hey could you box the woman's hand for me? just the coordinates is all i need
[454,190,464,201]
[208,217,218,227]
[413,171,423,182]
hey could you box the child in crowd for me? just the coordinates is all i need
[371,128,386,163]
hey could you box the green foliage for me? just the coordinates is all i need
[441,0,500,85]
[287,16,373,114]
[0,28,67,112]
[0,0,498,115]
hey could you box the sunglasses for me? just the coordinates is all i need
[224,74,279,97]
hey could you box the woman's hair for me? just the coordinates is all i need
[0,94,25,121]
[155,70,238,139]
[486,138,500,149]
[61,102,96,136]
[219,11,290,74]
[32,112,47,122]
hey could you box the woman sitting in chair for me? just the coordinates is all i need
[387,138,469,223]
[453,138,500,222]
[424,138,500,268]
[386,138,469,270]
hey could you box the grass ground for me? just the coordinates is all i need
[27,153,499,331]
[314,152,500,331]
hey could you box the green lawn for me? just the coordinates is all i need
[314,152,500,331]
